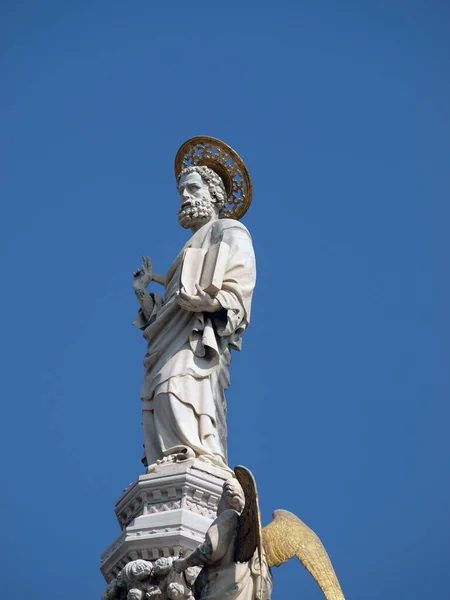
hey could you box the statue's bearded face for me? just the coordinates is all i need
[177,171,214,229]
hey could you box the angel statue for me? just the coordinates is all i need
[132,137,256,471]
[171,467,346,600]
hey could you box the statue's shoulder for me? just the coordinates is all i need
[212,218,252,239]
[212,508,240,530]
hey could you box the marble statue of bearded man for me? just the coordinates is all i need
[132,165,256,470]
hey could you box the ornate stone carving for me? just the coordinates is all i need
[172,474,273,600]
[183,499,216,519]
[102,557,198,600]
[101,460,230,584]
[113,462,224,532]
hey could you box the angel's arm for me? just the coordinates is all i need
[173,511,238,571]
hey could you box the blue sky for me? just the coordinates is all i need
[2,1,449,598]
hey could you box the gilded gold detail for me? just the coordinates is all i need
[233,466,346,600]
[262,510,346,600]
[174,136,253,220]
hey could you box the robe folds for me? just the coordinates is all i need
[133,218,256,468]
[189,510,273,600]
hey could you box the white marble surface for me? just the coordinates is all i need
[132,166,256,471]
[101,460,231,583]
[172,478,272,600]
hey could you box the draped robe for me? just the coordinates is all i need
[133,218,256,468]
[187,510,272,600]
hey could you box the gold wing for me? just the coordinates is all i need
[262,510,345,600]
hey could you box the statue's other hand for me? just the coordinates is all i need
[178,285,221,313]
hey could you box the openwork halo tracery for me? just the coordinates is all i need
[174,136,252,220]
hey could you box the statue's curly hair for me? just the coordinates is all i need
[177,165,227,216]
[222,478,245,512]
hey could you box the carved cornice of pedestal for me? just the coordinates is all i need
[115,459,230,529]
[100,459,231,583]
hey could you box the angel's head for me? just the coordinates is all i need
[218,478,245,515]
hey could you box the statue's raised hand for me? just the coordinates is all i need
[133,256,153,291]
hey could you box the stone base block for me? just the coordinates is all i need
[100,459,231,583]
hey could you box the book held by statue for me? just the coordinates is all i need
[181,241,230,297]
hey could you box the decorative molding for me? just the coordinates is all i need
[101,461,230,584]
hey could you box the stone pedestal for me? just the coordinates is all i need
[101,459,231,583]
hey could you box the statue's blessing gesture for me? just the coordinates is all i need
[132,137,255,472]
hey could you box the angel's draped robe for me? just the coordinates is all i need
[133,218,256,469]
[187,509,273,600]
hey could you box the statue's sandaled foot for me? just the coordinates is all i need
[170,446,195,461]
[146,447,195,473]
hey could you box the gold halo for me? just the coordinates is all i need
[174,136,252,220]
